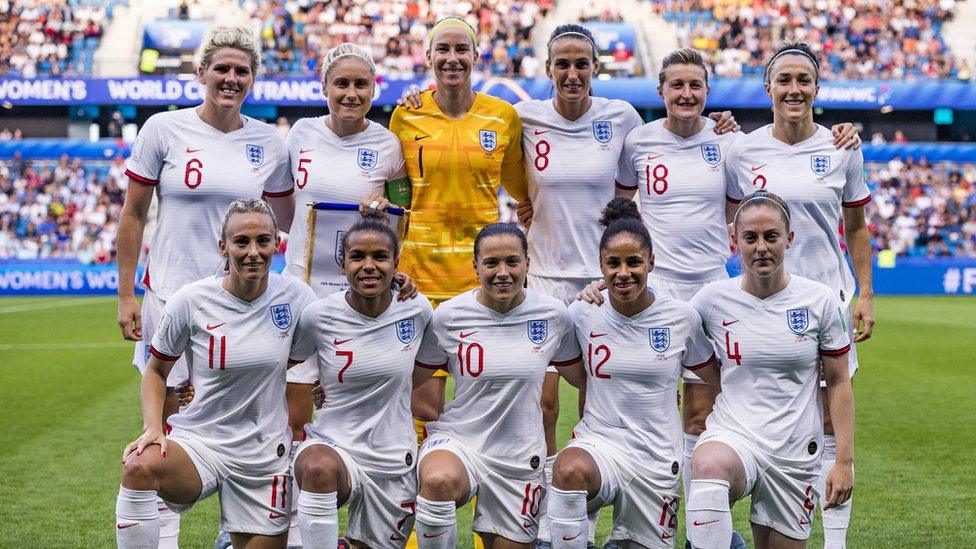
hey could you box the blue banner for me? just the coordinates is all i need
[1,76,975,109]
[583,23,637,53]
[142,20,209,52]
[2,257,974,296]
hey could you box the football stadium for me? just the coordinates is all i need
[1,0,975,548]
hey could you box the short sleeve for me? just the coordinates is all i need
[289,302,319,363]
[818,292,851,356]
[150,289,191,360]
[687,284,714,337]
[262,136,295,197]
[616,131,639,189]
[415,311,448,368]
[550,305,583,366]
[842,148,870,207]
[500,111,528,202]
[724,135,745,203]
[385,136,408,181]
[125,114,165,185]
[682,307,715,370]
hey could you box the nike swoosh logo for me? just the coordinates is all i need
[206,323,225,330]
[269,512,286,519]
[589,331,607,338]
[751,164,767,172]
[423,532,445,538]
[389,534,406,541]
[185,147,202,153]
[299,147,314,153]
[333,338,352,345]
[661,532,674,540]
[562,532,583,541]
[460,331,478,339]
[117,523,138,529]
[693,519,720,526]
[721,320,739,326]
[799,518,811,525]
[534,129,550,135]
[646,154,663,161]
[414,135,430,141]
[522,519,533,528]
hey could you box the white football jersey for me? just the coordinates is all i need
[415,289,580,468]
[516,98,642,279]
[290,291,433,477]
[568,291,715,479]
[150,274,316,472]
[283,117,407,289]
[725,124,870,305]
[619,117,743,282]
[125,108,292,300]
[689,276,850,461]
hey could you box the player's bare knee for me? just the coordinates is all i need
[552,449,595,490]
[121,452,161,489]
[296,447,344,491]
[419,465,466,502]
[690,445,737,481]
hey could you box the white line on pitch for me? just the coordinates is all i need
[0,342,132,351]
[0,297,114,314]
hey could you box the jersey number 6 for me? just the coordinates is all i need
[184,158,203,189]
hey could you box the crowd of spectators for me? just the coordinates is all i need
[239,0,553,78]
[653,0,971,81]
[867,157,976,258]
[0,0,115,77]
[0,153,125,262]
[2,149,974,262]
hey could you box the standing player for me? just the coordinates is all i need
[547,198,719,548]
[115,199,316,549]
[724,43,873,548]
[412,224,582,548]
[388,16,528,477]
[115,24,292,546]
[686,191,855,549]
[287,211,433,549]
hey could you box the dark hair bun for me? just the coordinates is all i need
[361,208,388,222]
[599,197,640,227]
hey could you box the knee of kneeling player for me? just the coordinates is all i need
[552,453,595,490]
[121,453,163,489]
[297,451,344,491]
[419,468,467,501]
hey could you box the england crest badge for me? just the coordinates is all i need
[357,148,378,170]
[527,320,548,344]
[649,327,670,352]
[701,144,721,165]
[811,155,830,177]
[480,130,497,152]
[592,120,612,143]
[246,144,265,167]
[270,304,292,330]
[787,309,809,334]
[395,318,416,344]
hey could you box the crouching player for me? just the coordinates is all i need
[115,199,316,549]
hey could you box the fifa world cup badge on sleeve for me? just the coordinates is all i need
[649,328,671,353]
[527,320,548,344]
[270,304,292,330]
[787,309,809,334]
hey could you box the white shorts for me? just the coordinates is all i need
[166,434,291,535]
[566,438,680,548]
[527,274,595,306]
[133,289,188,386]
[697,427,820,540]
[418,436,545,543]
[286,359,317,385]
[293,439,416,548]
[649,273,728,385]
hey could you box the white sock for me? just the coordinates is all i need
[587,510,598,544]
[818,435,852,549]
[415,496,457,548]
[287,442,303,547]
[686,479,732,549]
[296,490,338,549]
[156,497,180,549]
[548,487,588,548]
[115,486,160,549]
[683,433,699,500]
[536,454,557,542]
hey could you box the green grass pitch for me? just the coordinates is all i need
[1,296,974,547]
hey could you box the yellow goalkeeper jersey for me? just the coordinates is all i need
[390,91,528,301]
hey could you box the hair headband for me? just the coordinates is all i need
[428,18,477,49]
[733,194,791,226]
[767,48,820,73]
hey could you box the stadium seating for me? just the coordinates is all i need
[652,0,968,80]
[0,0,118,77]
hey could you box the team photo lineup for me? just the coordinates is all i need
[1,1,975,549]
